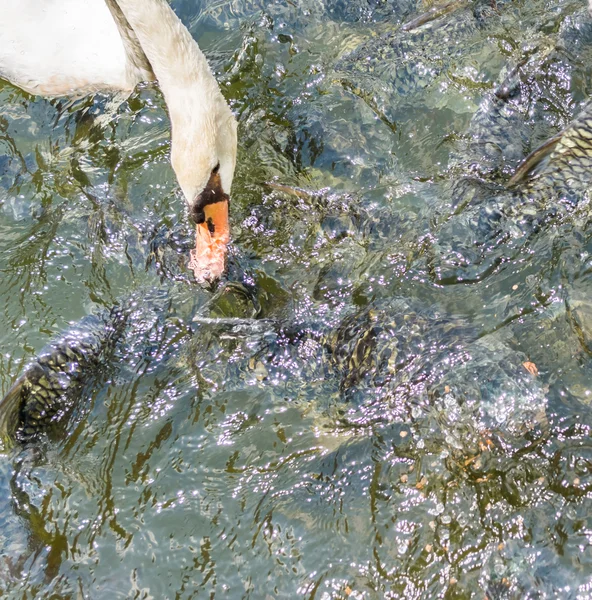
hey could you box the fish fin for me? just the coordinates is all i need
[507,134,562,187]
[0,375,27,450]
[401,0,469,32]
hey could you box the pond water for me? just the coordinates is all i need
[2,0,592,598]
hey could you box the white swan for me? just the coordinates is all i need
[0,0,237,281]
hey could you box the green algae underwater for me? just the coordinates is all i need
[2,0,592,598]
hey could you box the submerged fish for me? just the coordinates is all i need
[324,297,547,451]
[427,99,592,283]
[0,308,126,451]
[335,0,506,100]
[0,221,219,452]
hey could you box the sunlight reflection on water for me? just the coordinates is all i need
[1,0,592,598]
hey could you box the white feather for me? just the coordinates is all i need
[0,0,237,207]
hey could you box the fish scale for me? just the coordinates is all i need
[0,220,201,452]
[325,297,546,447]
[334,0,504,100]
[429,101,592,283]
[0,308,127,450]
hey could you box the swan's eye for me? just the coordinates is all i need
[212,162,220,174]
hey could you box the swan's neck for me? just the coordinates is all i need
[113,0,224,110]
[104,0,155,84]
[113,0,235,201]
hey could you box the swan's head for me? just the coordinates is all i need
[170,102,237,225]
[169,95,238,281]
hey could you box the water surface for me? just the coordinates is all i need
[1,0,592,598]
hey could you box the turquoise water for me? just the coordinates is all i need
[2,0,592,597]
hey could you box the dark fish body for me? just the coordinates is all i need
[0,308,126,450]
[0,226,196,453]
[336,6,478,98]
[430,101,592,283]
[525,104,592,199]
[335,0,511,103]
[326,298,546,446]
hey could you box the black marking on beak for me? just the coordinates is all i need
[190,166,229,226]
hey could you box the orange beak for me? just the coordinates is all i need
[189,199,230,283]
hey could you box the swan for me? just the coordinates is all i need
[0,0,237,282]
